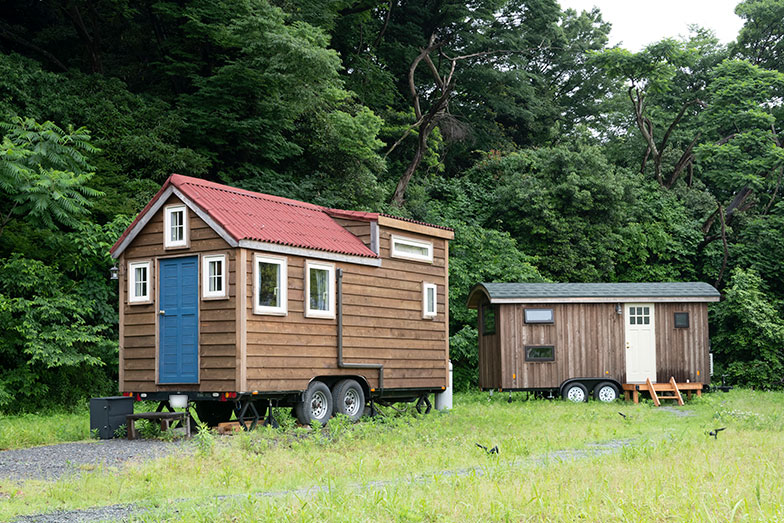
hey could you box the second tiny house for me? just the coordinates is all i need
[467,282,720,403]
[111,174,453,425]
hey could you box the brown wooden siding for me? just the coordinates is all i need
[483,301,712,390]
[332,218,372,249]
[655,303,711,384]
[245,226,449,393]
[120,194,236,392]
[495,303,625,390]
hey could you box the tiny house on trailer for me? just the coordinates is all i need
[467,282,720,403]
[110,174,453,426]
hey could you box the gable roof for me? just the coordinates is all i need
[111,174,385,259]
[467,282,721,307]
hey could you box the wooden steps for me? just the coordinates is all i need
[622,378,702,405]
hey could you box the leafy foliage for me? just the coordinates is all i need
[711,268,784,388]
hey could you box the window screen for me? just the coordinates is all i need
[674,312,689,328]
[525,345,555,362]
[482,305,496,335]
[524,308,554,324]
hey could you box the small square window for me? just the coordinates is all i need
[254,255,287,315]
[164,205,188,248]
[391,235,433,263]
[305,261,335,319]
[674,312,690,328]
[482,305,496,335]
[128,261,151,303]
[202,254,227,299]
[525,345,555,362]
[422,282,437,319]
[524,308,554,324]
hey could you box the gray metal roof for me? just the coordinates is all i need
[468,282,720,306]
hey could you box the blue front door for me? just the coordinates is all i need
[159,256,199,383]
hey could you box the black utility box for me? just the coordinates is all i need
[90,396,134,439]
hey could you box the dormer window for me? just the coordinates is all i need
[164,204,188,248]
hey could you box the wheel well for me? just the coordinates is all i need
[311,375,371,399]
[559,378,622,396]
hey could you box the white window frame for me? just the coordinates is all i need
[390,234,433,263]
[202,254,227,299]
[253,254,287,316]
[422,282,437,319]
[128,261,151,304]
[164,204,188,248]
[305,261,335,319]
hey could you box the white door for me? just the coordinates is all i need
[625,303,656,383]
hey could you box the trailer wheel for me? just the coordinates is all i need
[594,382,619,402]
[562,382,588,403]
[194,401,234,427]
[332,379,365,421]
[296,381,333,425]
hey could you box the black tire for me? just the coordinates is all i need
[194,401,234,427]
[562,382,588,403]
[593,382,619,402]
[332,379,365,421]
[296,381,333,425]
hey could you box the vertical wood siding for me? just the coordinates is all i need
[655,303,711,384]
[484,301,712,390]
[496,303,625,389]
[245,227,449,393]
[120,195,236,392]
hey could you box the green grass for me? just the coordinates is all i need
[0,407,91,450]
[1,390,784,521]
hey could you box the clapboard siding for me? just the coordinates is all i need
[245,227,449,393]
[332,218,371,247]
[655,303,711,384]
[119,194,237,393]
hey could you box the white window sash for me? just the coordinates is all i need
[164,205,188,248]
[202,254,227,299]
[305,261,335,319]
[422,282,437,318]
[128,261,151,303]
[391,234,433,263]
[254,254,287,315]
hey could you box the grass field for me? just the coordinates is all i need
[1,389,783,521]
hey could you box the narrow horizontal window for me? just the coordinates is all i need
[391,235,433,263]
[254,255,287,315]
[202,254,227,299]
[305,261,335,319]
[164,204,188,248]
[482,305,496,335]
[525,345,555,362]
[524,308,554,324]
[423,282,437,319]
[674,312,689,329]
[128,261,151,303]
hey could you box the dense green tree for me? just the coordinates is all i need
[711,268,784,388]
[733,0,784,72]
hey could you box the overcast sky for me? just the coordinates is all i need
[558,0,745,51]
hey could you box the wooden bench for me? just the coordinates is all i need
[126,411,191,440]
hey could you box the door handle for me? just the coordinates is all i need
[159,310,166,315]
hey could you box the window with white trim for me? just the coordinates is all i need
[128,261,151,303]
[202,254,227,299]
[391,235,433,263]
[423,282,437,318]
[305,261,335,318]
[164,205,187,248]
[524,308,554,324]
[254,255,287,315]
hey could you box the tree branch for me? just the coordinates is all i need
[0,22,68,72]
[371,1,394,49]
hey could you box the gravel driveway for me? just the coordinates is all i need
[0,439,190,481]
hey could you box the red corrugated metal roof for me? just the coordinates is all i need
[111,174,378,258]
